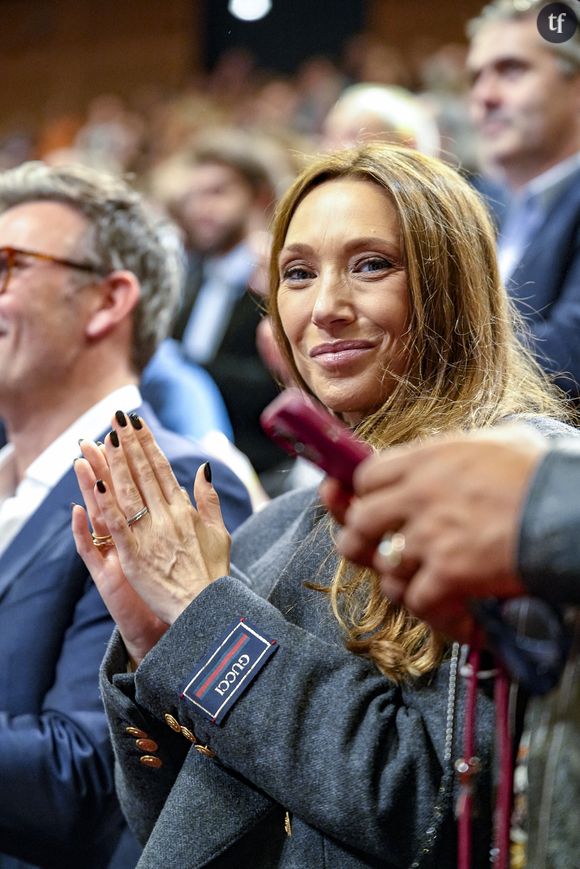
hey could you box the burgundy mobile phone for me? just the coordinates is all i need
[260,388,372,489]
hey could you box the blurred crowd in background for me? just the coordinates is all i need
[0,30,481,190]
[0,30,486,492]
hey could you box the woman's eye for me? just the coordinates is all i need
[282,264,314,282]
[356,256,393,274]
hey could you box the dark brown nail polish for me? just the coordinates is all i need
[129,413,143,430]
[203,461,212,484]
[115,410,127,427]
[110,430,119,448]
[96,479,106,494]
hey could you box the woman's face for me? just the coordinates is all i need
[276,178,410,425]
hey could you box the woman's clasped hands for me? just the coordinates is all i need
[71,410,231,665]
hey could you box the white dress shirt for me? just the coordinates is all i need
[0,384,141,557]
[181,242,255,365]
[498,151,580,283]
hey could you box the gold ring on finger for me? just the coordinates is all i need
[91,532,114,548]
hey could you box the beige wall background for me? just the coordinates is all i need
[369,0,485,46]
[0,0,197,132]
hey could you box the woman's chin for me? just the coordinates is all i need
[314,396,373,427]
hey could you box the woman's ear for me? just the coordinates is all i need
[85,270,141,339]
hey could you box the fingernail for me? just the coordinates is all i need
[96,479,107,494]
[129,413,143,430]
[78,438,84,446]
[115,410,127,427]
[70,502,78,509]
[110,430,119,448]
[96,440,104,446]
[203,461,212,483]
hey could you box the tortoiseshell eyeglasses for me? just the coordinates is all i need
[0,245,108,293]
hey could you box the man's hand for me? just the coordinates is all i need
[321,427,548,639]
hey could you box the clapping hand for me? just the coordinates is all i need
[71,411,231,664]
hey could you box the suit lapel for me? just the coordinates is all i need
[508,166,580,292]
[0,468,80,603]
[172,255,203,341]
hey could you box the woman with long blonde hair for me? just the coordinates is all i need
[72,144,570,868]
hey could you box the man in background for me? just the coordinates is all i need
[0,162,251,868]
[144,129,288,478]
[467,0,580,394]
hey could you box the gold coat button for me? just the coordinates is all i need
[194,744,216,758]
[180,726,198,744]
[136,738,159,753]
[164,713,181,732]
[139,755,163,769]
[125,726,148,738]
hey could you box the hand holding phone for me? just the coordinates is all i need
[260,388,372,489]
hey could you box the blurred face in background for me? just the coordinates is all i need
[178,161,258,256]
[467,15,580,185]
[276,177,409,425]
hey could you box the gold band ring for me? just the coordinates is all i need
[92,532,114,548]
[377,532,406,569]
[127,506,149,527]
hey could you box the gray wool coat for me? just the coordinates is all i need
[101,486,498,869]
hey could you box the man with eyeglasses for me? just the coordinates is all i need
[0,162,252,869]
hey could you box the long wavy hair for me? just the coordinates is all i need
[269,143,566,681]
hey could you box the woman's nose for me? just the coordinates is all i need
[311,272,355,329]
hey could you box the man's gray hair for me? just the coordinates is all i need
[0,161,184,372]
[468,0,580,77]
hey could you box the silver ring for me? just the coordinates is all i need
[126,506,149,527]
[377,532,406,568]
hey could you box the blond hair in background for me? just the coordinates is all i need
[322,84,441,155]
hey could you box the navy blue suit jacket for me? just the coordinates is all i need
[0,405,252,868]
[505,166,580,396]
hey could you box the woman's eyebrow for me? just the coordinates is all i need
[279,242,315,257]
[343,236,399,252]
[280,237,399,256]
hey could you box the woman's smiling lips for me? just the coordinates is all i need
[309,340,377,369]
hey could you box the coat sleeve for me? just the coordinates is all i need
[517,219,580,396]
[101,629,281,855]
[105,575,493,867]
[101,631,193,846]
[519,442,580,604]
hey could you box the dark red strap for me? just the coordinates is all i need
[457,647,513,869]
[493,666,513,869]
